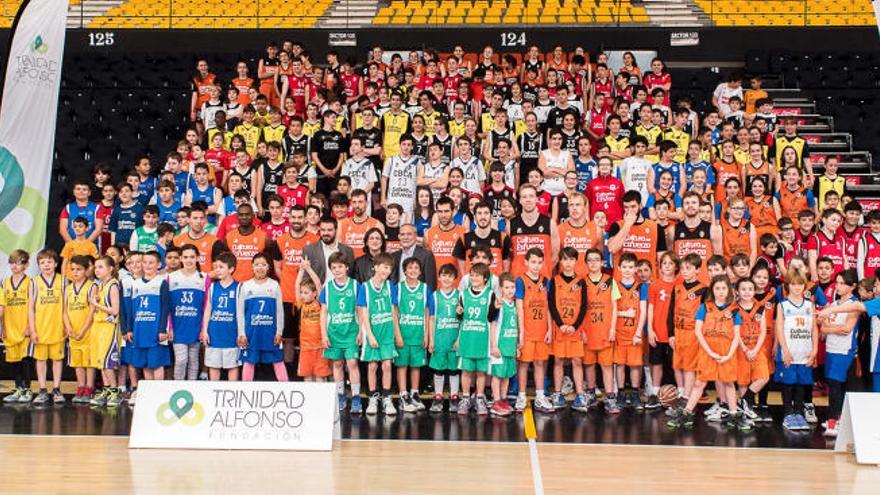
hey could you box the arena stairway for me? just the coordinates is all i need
[767,88,880,207]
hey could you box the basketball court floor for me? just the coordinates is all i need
[0,382,875,494]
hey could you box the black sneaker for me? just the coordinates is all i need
[646,395,660,410]
[666,408,695,429]
[759,405,773,423]
[666,408,685,428]
[429,394,444,413]
[736,412,754,432]
[724,412,737,429]
[410,392,426,412]
[623,390,634,408]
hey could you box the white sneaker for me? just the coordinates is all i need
[382,396,397,416]
[804,403,818,423]
[366,394,379,415]
[705,403,728,422]
[740,399,758,420]
[704,399,721,417]
[534,395,555,413]
[561,376,574,395]
[514,395,527,412]
[128,389,137,406]
[824,419,839,437]
[401,393,418,413]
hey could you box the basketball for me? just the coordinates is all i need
[657,385,678,406]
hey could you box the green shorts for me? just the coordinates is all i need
[429,349,459,371]
[458,357,488,373]
[323,345,360,361]
[394,345,427,367]
[360,343,397,362]
[489,356,517,378]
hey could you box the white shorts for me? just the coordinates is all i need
[205,347,241,369]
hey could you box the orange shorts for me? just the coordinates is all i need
[583,346,613,366]
[298,348,332,378]
[696,352,738,383]
[552,337,584,359]
[736,350,770,386]
[613,342,643,367]
[520,341,551,363]
[672,332,699,371]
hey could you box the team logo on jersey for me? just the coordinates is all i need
[687,292,697,300]
[538,225,544,233]
[156,390,205,427]
[699,230,705,238]
[724,311,733,319]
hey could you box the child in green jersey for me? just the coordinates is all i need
[429,263,463,413]
[395,258,434,413]
[319,251,363,414]
[456,262,494,416]
[357,253,400,416]
[490,273,519,417]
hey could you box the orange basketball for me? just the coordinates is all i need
[657,385,678,406]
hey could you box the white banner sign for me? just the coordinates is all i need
[129,380,338,451]
[0,0,68,278]
[834,392,880,464]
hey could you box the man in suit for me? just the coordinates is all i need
[302,217,355,283]
[392,224,437,290]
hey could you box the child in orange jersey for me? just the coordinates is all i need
[668,276,746,431]
[514,248,553,413]
[295,260,331,381]
[734,278,769,423]
[614,253,648,411]
[582,248,620,413]
[645,252,678,409]
[669,254,706,407]
[548,247,588,411]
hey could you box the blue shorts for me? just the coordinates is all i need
[825,352,855,383]
[774,362,813,385]
[240,348,283,365]
[129,345,172,370]
[119,346,132,366]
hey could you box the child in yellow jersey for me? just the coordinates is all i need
[1,249,34,403]
[64,255,96,403]
[60,217,98,280]
[28,249,66,404]
[89,256,123,407]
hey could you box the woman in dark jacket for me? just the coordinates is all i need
[352,227,387,283]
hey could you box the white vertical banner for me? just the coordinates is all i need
[0,0,68,277]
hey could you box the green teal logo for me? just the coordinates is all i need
[0,146,50,254]
[30,35,47,55]
[156,390,205,426]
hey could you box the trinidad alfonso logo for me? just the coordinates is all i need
[156,390,205,426]
[30,35,47,55]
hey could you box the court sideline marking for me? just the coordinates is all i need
[523,405,545,495]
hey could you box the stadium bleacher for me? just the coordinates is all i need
[1,0,874,28]
[371,0,650,26]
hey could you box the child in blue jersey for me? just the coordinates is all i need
[125,252,171,402]
[167,244,207,380]
[819,282,880,394]
[200,252,241,381]
[166,152,193,201]
[394,258,434,413]
[358,253,400,416]
[154,223,177,270]
[573,137,595,193]
[118,251,142,400]
[155,180,182,226]
[185,163,222,224]
[319,252,363,414]
[237,253,288,382]
[684,141,715,189]
[817,269,860,437]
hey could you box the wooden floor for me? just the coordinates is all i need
[0,436,876,494]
